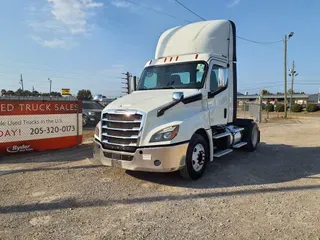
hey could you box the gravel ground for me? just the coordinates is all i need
[1,118,320,240]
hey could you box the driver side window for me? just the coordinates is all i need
[210,65,228,92]
[144,72,157,88]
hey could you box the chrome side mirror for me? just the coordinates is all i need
[172,92,184,101]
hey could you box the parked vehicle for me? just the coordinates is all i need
[93,94,107,101]
[82,101,104,126]
[92,20,260,180]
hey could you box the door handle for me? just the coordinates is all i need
[224,108,227,118]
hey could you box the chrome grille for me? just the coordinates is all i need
[101,110,144,147]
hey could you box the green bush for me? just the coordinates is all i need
[275,103,284,112]
[291,103,303,112]
[265,103,274,112]
[306,104,319,112]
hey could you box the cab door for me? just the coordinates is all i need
[207,61,229,126]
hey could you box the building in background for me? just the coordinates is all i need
[237,93,320,105]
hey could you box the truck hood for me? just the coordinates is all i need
[106,89,200,113]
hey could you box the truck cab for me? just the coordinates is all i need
[91,20,260,180]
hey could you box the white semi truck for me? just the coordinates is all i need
[91,20,260,180]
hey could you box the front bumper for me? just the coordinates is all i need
[91,140,188,172]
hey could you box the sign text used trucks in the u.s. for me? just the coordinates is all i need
[0,100,82,153]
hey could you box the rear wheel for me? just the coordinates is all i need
[246,122,259,151]
[235,119,259,152]
[180,134,209,180]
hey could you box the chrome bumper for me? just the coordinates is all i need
[91,140,188,172]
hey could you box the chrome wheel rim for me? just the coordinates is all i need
[191,143,205,172]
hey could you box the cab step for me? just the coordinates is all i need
[232,142,247,149]
[212,132,230,139]
[213,149,233,158]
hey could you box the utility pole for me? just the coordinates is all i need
[121,72,131,94]
[284,32,294,118]
[289,61,298,112]
[259,89,263,123]
[133,76,137,91]
[284,35,288,118]
[32,86,35,92]
[19,74,24,91]
[48,78,52,95]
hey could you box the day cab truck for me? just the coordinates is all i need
[91,20,260,180]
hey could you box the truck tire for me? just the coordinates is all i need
[235,119,260,152]
[180,133,209,180]
[246,122,259,152]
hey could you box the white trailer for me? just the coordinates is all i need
[91,20,260,180]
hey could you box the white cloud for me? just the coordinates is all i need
[43,39,66,48]
[48,0,103,34]
[111,0,132,8]
[29,0,103,48]
[31,36,68,48]
[227,0,240,8]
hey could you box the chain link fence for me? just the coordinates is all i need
[237,101,262,122]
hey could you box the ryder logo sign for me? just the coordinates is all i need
[7,145,33,153]
[0,100,83,154]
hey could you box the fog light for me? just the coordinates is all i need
[154,160,161,166]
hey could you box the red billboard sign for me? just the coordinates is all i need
[0,100,83,153]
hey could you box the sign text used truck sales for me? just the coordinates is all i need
[0,100,82,153]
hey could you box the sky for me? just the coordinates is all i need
[0,0,319,97]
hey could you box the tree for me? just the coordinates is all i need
[291,103,303,112]
[275,103,285,112]
[15,89,24,96]
[31,90,40,97]
[50,91,62,97]
[288,89,294,95]
[77,90,93,100]
[6,90,15,96]
[262,89,270,95]
[266,103,274,112]
[1,89,6,96]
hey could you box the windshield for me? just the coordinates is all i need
[83,102,103,110]
[137,61,207,90]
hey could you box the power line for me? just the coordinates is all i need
[239,80,320,88]
[173,0,205,21]
[172,0,283,45]
[236,36,283,45]
[115,0,191,23]
[238,84,284,91]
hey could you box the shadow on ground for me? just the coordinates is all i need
[127,143,320,189]
[1,143,320,214]
[0,144,93,165]
[1,184,319,214]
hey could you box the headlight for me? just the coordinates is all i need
[88,112,94,116]
[150,125,179,142]
[95,121,101,138]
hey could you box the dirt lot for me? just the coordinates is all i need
[1,118,320,240]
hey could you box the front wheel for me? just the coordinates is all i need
[180,134,209,180]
